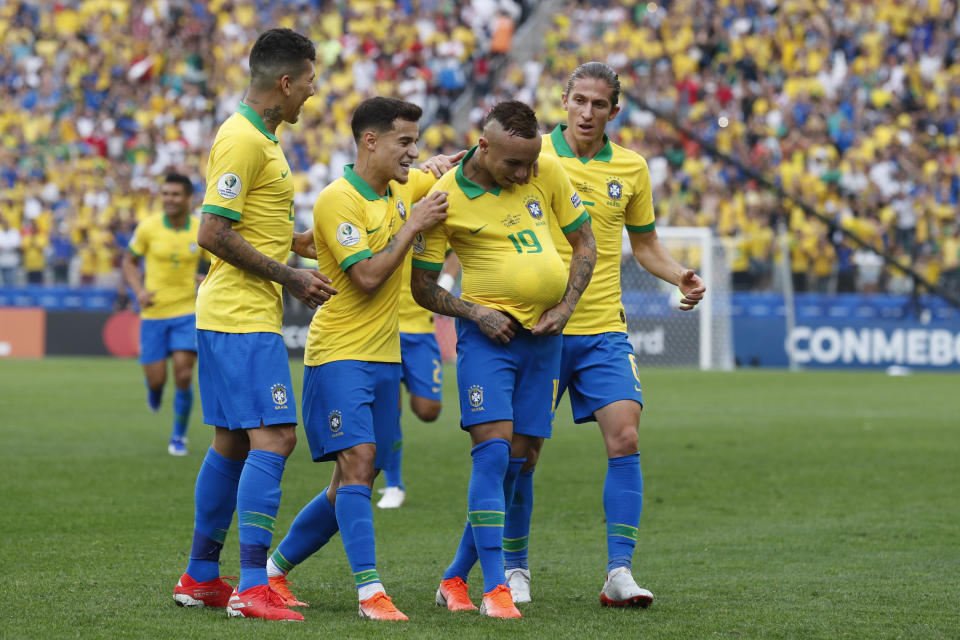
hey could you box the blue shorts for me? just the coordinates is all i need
[455,319,561,438]
[197,330,297,429]
[302,360,401,468]
[558,332,644,424]
[139,314,197,364]
[400,332,443,401]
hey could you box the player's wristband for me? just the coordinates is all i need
[438,273,456,292]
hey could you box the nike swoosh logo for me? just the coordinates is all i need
[469,225,487,234]
[281,170,288,179]
[366,225,382,234]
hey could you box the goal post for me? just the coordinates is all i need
[619,226,734,370]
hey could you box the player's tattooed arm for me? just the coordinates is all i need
[198,213,337,309]
[532,220,597,335]
[411,266,517,344]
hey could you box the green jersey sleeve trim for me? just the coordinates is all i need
[626,222,656,233]
[561,210,591,234]
[411,258,443,272]
[127,247,143,258]
[340,249,373,272]
[201,204,242,221]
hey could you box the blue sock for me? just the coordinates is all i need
[237,449,286,592]
[503,461,529,570]
[604,453,643,572]
[172,387,192,439]
[383,418,404,489]
[146,379,162,412]
[186,447,243,582]
[271,487,339,572]
[467,438,510,593]
[443,520,478,581]
[336,485,381,593]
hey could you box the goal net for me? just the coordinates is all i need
[620,226,734,370]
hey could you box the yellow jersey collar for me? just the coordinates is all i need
[343,164,390,201]
[551,124,612,164]
[237,103,279,143]
[455,146,502,199]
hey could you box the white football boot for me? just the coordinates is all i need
[376,486,405,509]
[599,567,653,608]
[505,567,531,603]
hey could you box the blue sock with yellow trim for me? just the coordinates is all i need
[270,486,339,574]
[504,465,532,570]
[172,387,192,439]
[604,453,642,572]
[467,438,510,593]
[186,447,243,582]
[336,485,382,597]
[443,520,478,581]
[383,419,404,489]
[237,449,286,592]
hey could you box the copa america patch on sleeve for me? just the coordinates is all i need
[216,173,242,199]
[337,222,361,246]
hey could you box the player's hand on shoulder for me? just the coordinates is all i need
[421,150,467,178]
[137,290,155,308]
[409,191,449,231]
[287,268,338,310]
[472,306,518,344]
[531,301,572,336]
[677,269,706,311]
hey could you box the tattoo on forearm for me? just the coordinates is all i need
[561,225,596,310]
[411,270,476,320]
[204,215,289,287]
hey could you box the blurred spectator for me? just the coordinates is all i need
[0,218,20,285]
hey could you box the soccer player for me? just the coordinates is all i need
[376,248,461,509]
[410,100,597,618]
[122,173,208,456]
[171,28,336,622]
[502,62,705,608]
[263,97,455,621]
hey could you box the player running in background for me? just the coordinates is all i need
[502,62,705,608]
[122,173,209,456]
[263,97,458,621]
[171,28,336,622]
[411,100,596,618]
[377,248,461,509]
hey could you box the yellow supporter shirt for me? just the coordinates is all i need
[543,125,655,335]
[413,147,589,329]
[128,213,207,320]
[305,167,436,366]
[197,104,295,334]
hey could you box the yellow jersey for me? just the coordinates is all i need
[127,213,207,319]
[196,103,295,334]
[543,125,655,334]
[398,250,436,334]
[413,147,589,329]
[305,166,436,366]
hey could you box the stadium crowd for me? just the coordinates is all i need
[1,0,959,297]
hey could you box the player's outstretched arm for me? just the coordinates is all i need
[411,266,518,344]
[532,220,597,335]
[346,191,449,295]
[628,228,705,310]
[198,212,337,309]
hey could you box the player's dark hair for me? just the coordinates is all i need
[566,61,621,107]
[164,173,193,196]
[484,100,539,139]
[351,97,423,143]
[249,28,316,90]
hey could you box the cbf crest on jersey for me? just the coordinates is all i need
[270,383,288,407]
[607,178,623,201]
[329,410,343,433]
[524,195,544,220]
[468,384,484,410]
[397,199,407,220]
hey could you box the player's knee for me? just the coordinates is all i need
[606,427,639,457]
[173,371,192,390]
[339,444,377,485]
[410,397,441,422]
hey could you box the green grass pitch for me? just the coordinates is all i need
[0,358,957,639]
